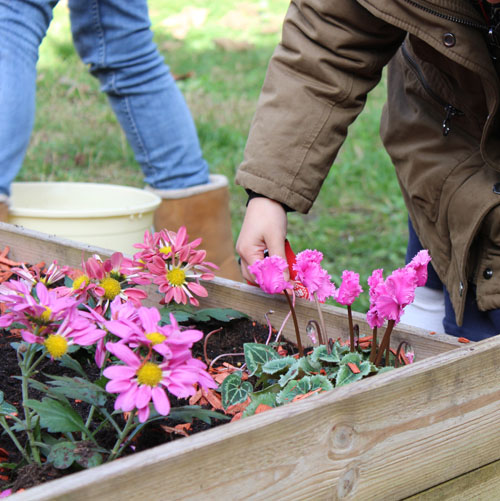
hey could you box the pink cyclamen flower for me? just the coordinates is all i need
[335,270,363,306]
[405,249,431,287]
[104,341,216,423]
[374,267,418,323]
[248,255,292,294]
[293,249,336,302]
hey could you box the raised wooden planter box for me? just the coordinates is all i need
[2,222,500,500]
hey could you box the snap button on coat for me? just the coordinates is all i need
[443,33,456,47]
[483,268,493,279]
[493,183,500,194]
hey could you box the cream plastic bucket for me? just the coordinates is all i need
[8,182,161,255]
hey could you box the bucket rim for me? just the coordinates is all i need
[9,182,161,218]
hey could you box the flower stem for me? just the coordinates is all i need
[374,320,396,366]
[107,410,138,461]
[313,292,327,347]
[369,327,378,363]
[0,415,30,463]
[284,289,303,357]
[19,345,41,465]
[347,305,355,352]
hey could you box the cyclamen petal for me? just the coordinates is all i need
[406,249,431,287]
[335,270,363,306]
[248,255,292,295]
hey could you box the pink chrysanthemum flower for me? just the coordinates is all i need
[293,249,336,302]
[335,270,363,306]
[248,255,292,294]
[405,249,431,287]
[146,253,214,307]
[374,267,418,323]
[103,341,216,423]
[0,281,80,330]
[10,260,68,288]
[21,310,106,359]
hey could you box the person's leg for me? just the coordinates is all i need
[0,0,57,208]
[67,0,209,189]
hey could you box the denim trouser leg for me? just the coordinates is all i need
[68,0,209,189]
[0,0,57,197]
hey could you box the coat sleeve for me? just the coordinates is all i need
[235,0,405,213]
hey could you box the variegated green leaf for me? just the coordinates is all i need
[244,343,280,375]
[220,373,253,409]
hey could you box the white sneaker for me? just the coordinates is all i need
[400,286,445,333]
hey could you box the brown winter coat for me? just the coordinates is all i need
[235,0,500,325]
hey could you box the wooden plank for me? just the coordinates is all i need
[9,335,500,501]
[407,458,500,500]
[0,223,462,361]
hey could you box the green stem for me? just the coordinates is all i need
[0,415,30,463]
[20,345,41,465]
[107,410,138,462]
[284,289,304,357]
[91,408,122,437]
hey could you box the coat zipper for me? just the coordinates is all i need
[401,42,464,136]
[402,0,500,49]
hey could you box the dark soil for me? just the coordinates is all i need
[0,317,298,494]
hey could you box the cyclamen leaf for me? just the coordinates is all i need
[25,398,87,434]
[298,355,322,374]
[220,373,253,409]
[242,393,277,418]
[336,361,372,387]
[278,364,300,387]
[310,344,341,364]
[277,375,333,405]
[262,356,296,375]
[244,343,281,376]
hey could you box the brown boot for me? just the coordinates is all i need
[0,201,9,222]
[145,175,242,281]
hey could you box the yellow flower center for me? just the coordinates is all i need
[40,307,52,323]
[146,332,166,345]
[100,277,121,300]
[167,268,186,287]
[73,274,90,290]
[136,362,162,387]
[44,334,68,359]
[159,245,172,255]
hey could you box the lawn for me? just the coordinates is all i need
[20,0,408,312]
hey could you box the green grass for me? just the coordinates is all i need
[21,0,407,312]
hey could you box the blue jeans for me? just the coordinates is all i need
[407,218,500,340]
[0,0,209,197]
